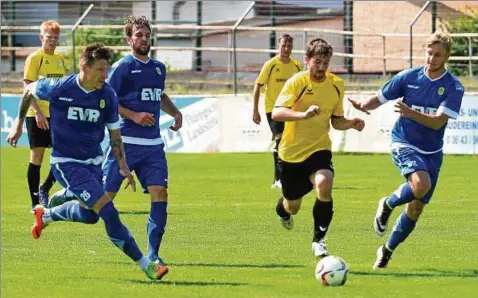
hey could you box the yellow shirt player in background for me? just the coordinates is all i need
[23,20,66,210]
[252,34,302,189]
[272,38,365,258]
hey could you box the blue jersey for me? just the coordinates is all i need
[379,67,464,153]
[31,74,120,164]
[107,54,167,146]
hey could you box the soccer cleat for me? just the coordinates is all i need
[271,180,282,189]
[31,205,47,239]
[373,245,393,269]
[312,239,329,258]
[374,197,393,236]
[279,215,294,230]
[144,262,169,280]
[154,257,167,266]
[47,189,76,208]
[39,189,49,207]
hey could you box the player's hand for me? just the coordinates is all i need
[132,112,155,127]
[302,105,320,119]
[6,121,23,147]
[119,168,136,192]
[35,112,49,130]
[252,110,261,124]
[348,97,370,115]
[394,99,412,117]
[350,118,365,131]
[169,112,183,131]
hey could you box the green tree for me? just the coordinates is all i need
[442,7,478,76]
[63,27,126,72]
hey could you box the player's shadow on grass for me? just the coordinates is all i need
[351,269,478,278]
[119,210,151,215]
[169,262,304,269]
[124,279,248,286]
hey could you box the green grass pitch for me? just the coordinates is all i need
[1,147,477,297]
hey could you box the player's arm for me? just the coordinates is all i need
[348,96,382,115]
[272,106,320,121]
[252,83,263,124]
[108,129,136,191]
[118,105,155,127]
[394,100,449,130]
[160,93,183,131]
[331,81,365,131]
[6,87,36,147]
[331,116,365,131]
[252,61,272,124]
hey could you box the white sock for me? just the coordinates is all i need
[137,256,151,271]
[42,208,53,225]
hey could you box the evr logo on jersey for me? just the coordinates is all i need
[67,107,100,122]
[141,88,163,101]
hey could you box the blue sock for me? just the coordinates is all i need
[147,202,168,262]
[386,183,416,209]
[99,201,144,262]
[48,201,99,224]
[386,211,417,251]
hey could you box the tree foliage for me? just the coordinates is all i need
[442,7,478,76]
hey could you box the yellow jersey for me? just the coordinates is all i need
[275,71,345,163]
[255,56,302,113]
[24,48,66,117]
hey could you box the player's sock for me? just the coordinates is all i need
[386,211,417,250]
[99,201,144,261]
[312,199,334,242]
[40,169,56,193]
[27,163,41,206]
[386,182,416,209]
[276,197,290,220]
[147,201,167,261]
[48,200,99,224]
[273,138,281,181]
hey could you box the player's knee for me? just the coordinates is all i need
[149,186,168,202]
[30,148,46,164]
[284,199,301,214]
[315,179,333,198]
[411,180,431,199]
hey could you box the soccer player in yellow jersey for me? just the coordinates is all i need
[272,38,365,257]
[252,34,302,189]
[23,20,66,209]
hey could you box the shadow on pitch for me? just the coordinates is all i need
[351,269,478,278]
[123,279,248,286]
[169,262,304,269]
[119,210,150,215]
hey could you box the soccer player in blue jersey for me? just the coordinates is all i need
[6,43,168,280]
[349,32,465,269]
[102,15,182,267]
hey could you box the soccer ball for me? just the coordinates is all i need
[315,256,349,286]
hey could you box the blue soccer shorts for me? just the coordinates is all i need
[391,146,443,204]
[52,162,105,209]
[102,143,168,194]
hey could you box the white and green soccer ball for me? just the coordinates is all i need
[315,256,349,286]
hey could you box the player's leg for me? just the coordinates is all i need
[276,157,311,230]
[374,151,442,269]
[308,150,335,258]
[38,121,55,205]
[374,147,430,236]
[26,117,46,209]
[34,162,167,279]
[47,188,76,208]
[134,144,169,264]
[267,113,283,188]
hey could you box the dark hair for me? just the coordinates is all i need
[305,38,333,58]
[278,33,293,44]
[80,43,112,66]
[124,15,152,37]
